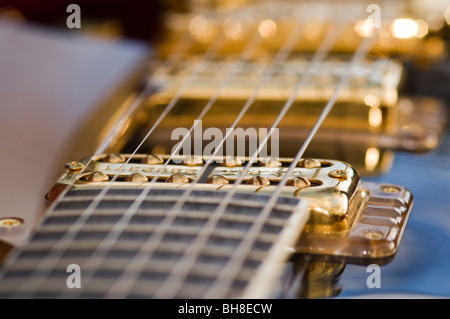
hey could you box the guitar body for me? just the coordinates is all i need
[338,133,450,298]
[0,18,150,248]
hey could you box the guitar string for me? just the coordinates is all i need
[171,1,381,299]
[69,0,390,300]
[0,25,197,268]
[103,9,313,298]
[33,2,372,300]
[103,0,368,300]
[0,25,196,277]
[63,22,269,297]
[1,75,159,294]
[45,25,197,215]
[6,18,228,297]
[206,34,377,299]
[50,7,292,297]
[207,0,395,297]
[211,0,396,297]
[152,4,349,298]
[3,0,380,300]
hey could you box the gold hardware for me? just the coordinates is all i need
[102,153,125,163]
[380,185,401,193]
[48,154,414,261]
[0,218,23,228]
[298,158,321,169]
[286,177,311,187]
[159,1,439,60]
[206,175,229,184]
[246,176,270,186]
[125,173,149,183]
[259,158,281,167]
[84,171,109,182]
[181,155,203,166]
[141,154,163,165]
[64,161,84,171]
[165,174,189,183]
[328,170,348,180]
[219,156,242,167]
[361,229,384,240]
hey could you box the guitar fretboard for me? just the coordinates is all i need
[0,188,308,298]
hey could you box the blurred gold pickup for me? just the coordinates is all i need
[127,56,447,176]
[156,0,447,62]
[153,56,401,133]
[143,0,449,177]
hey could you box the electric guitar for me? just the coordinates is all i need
[0,0,448,298]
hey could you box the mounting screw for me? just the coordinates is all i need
[328,170,348,180]
[102,153,125,163]
[64,161,84,171]
[206,175,229,185]
[165,174,189,183]
[182,155,203,166]
[84,171,109,182]
[380,185,400,193]
[141,154,163,165]
[259,158,281,167]
[298,158,321,168]
[246,176,271,186]
[361,229,384,240]
[125,173,149,183]
[219,156,243,167]
[286,176,311,187]
[0,217,24,228]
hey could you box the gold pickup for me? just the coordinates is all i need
[48,153,413,263]
[128,56,447,175]
[20,152,412,298]
[148,56,402,139]
[156,0,446,61]
[142,0,448,179]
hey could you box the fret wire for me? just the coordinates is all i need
[104,12,312,299]
[205,31,379,300]
[63,24,266,297]
[154,5,350,299]
[5,25,226,298]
